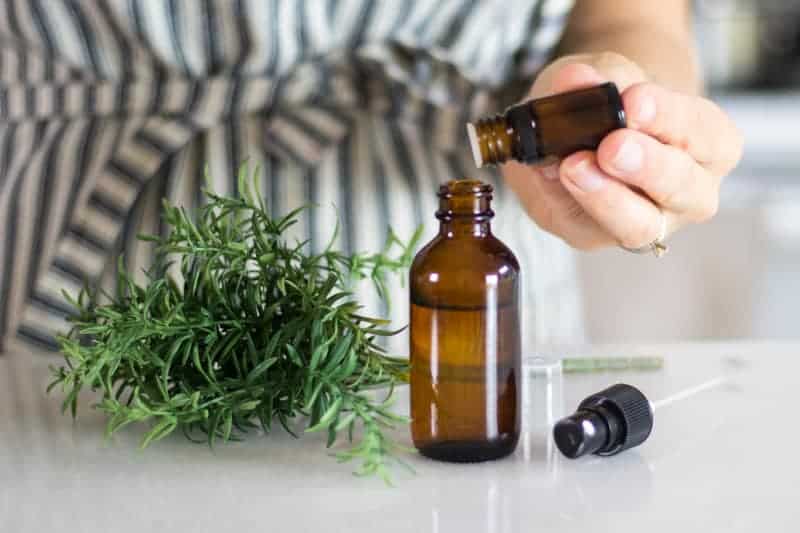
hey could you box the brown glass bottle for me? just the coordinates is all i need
[409,179,521,462]
[467,82,626,168]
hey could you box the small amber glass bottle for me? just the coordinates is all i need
[467,82,626,168]
[409,179,521,462]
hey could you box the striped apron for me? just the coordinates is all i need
[0,0,582,357]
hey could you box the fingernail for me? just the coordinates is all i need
[540,163,559,180]
[611,139,643,173]
[634,94,656,124]
[566,160,606,192]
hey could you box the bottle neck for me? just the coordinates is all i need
[468,114,518,167]
[468,106,538,168]
[436,179,494,238]
[439,218,491,238]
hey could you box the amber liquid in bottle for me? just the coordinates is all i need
[410,180,521,462]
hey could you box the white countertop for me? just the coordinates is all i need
[2,342,799,532]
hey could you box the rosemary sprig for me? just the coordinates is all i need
[48,166,422,482]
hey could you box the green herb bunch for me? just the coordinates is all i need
[49,167,422,481]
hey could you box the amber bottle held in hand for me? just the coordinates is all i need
[467,82,626,168]
[409,180,521,462]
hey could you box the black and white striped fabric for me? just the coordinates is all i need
[0,0,583,356]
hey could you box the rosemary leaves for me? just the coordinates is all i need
[48,166,421,482]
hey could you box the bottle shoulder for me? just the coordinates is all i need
[410,234,520,307]
[411,234,520,276]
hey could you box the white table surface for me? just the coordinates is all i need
[2,342,798,532]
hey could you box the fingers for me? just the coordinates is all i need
[582,51,649,91]
[547,62,607,95]
[596,129,719,222]
[509,54,736,252]
[512,59,656,250]
[531,53,648,99]
[559,151,669,249]
[623,82,743,174]
[503,159,614,250]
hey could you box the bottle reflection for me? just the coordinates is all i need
[428,477,512,533]
[425,358,565,533]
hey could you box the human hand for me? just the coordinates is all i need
[503,53,743,251]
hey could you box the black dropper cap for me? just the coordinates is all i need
[553,384,653,459]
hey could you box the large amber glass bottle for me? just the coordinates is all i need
[410,179,521,462]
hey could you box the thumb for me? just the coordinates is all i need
[530,53,649,99]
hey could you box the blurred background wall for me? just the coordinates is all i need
[578,0,800,342]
